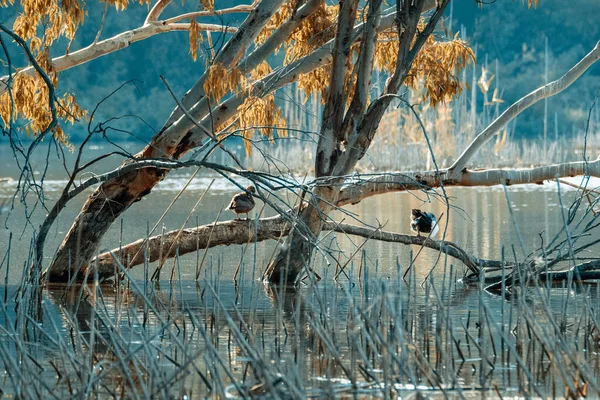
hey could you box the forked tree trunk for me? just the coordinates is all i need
[263,185,339,284]
[264,0,445,283]
[45,0,287,281]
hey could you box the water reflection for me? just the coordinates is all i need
[0,270,589,398]
[0,143,598,397]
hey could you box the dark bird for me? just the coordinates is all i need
[228,185,256,220]
[410,209,438,238]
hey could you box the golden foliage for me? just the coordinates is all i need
[203,63,247,103]
[0,0,14,6]
[199,0,213,10]
[235,94,286,155]
[249,61,272,81]
[255,1,296,45]
[526,0,539,8]
[297,67,329,101]
[256,1,337,62]
[375,29,474,107]
[188,18,202,61]
[297,58,356,105]
[12,0,150,49]
[283,4,337,64]
[13,0,84,45]
[102,0,150,11]
[2,48,82,141]
[0,73,86,143]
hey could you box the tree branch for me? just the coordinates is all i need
[335,0,449,173]
[145,0,172,24]
[162,0,287,128]
[91,216,494,280]
[163,4,256,25]
[0,22,237,95]
[449,40,600,176]
[237,0,325,75]
[336,158,600,207]
[184,8,406,149]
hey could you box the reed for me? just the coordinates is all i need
[0,226,599,398]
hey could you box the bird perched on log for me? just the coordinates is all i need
[410,209,438,238]
[228,185,256,220]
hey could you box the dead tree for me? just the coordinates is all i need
[3,0,599,284]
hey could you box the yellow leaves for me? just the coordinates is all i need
[256,1,296,45]
[297,58,356,106]
[0,0,14,6]
[203,63,247,103]
[409,35,474,107]
[249,61,272,81]
[373,31,399,73]
[375,28,474,107]
[256,1,337,63]
[199,0,214,10]
[283,3,337,64]
[189,18,202,61]
[235,94,286,155]
[297,67,329,102]
[526,0,539,8]
[13,14,37,41]
[13,0,85,46]
[0,73,86,143]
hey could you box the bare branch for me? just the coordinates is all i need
[0,23,236,95]
[336,158,600,207]
[145,0,173,24]
[449,40,600,176]
[163,3,257,25]
[91,217,492,280]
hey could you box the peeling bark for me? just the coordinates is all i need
[46,0,286,281]
[93,215,499,280]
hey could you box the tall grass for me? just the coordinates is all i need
[1,240,600,397]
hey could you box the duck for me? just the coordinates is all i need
[228,185,256,220]
[410,209,438,238]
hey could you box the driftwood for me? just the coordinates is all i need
[88,215,503,281]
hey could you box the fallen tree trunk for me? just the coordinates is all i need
[337,158,600,206]
[41,154,599,281]
[91,215,502,280]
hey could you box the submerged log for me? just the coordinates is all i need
[90,215,505,281]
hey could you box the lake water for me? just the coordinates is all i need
[0,141,599,398]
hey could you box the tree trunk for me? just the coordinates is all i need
[44,0,286,281]
[46,146,167,281]
[263,185,339,284]
[263,0,444,284]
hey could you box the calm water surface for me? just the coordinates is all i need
[0,142,598,397]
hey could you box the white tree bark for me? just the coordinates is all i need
[0,3,252,94]
[448,40,600,177]
[89,158,600,280]
[336,158,600,206]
